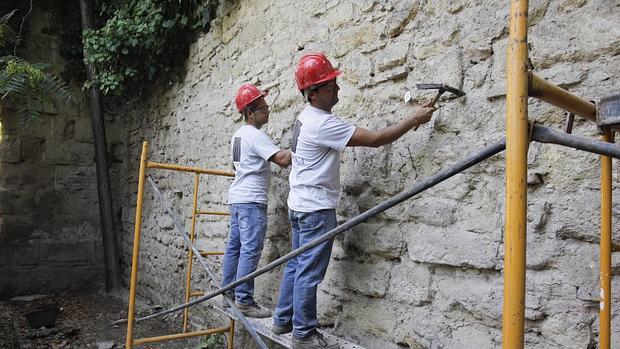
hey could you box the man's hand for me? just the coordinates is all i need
[410,105,436,127]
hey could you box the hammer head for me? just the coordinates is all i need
[416,83,465,97]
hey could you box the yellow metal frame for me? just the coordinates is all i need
[504,1,614,348]
[125,141,235,349]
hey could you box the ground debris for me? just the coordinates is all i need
[1,293,202,349]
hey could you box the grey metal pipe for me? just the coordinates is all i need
[128,138,507,323]
[532,124,620,159]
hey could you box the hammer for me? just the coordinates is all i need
[405,83,466,130]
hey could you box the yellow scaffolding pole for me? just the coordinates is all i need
[599,130,614,349]
[125,141,149,349]
[528,73,596,121]
[503,1,529,348]
[125,140,235,348]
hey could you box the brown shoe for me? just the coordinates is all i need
[235,302,271,318]
[292,331,339,349]
[272,322,292,335]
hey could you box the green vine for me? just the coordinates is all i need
[0,9,73,123]
[83,0,220,96]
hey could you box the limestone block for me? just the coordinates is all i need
[406,222,502,269]
[39,241,97,265]
[384,0,420,38]
[0,241,40,266]
[344,223,405,259]
[326,2,356,31]
[391,305,449,348]
[434,268,503,321]
[72,116,93,143]
[0,135,21,163]
[537,301,594,348]
[375,41,409,72]
[54,165,97,194]
[341,258,391,297]
[20,136,46,163]
[47,140,94,165]
[445,324,500,349]
[337,297,399,340]
[0,189,34,215]
[334,25,378,58]
[387,257,431,305]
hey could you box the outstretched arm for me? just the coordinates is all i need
[347,105,436,148]
[269,149,292,168]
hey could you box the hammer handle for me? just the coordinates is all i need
[414,90,443,131]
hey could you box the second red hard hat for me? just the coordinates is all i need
[235,84,268,113]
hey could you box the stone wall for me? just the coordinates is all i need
[114,0,620,347]
[0,5,123,297]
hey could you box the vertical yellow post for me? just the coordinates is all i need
[183,174,201,332]
[125,141,149,349]
[227,319,235,349]
[599,129,614,349]
[503,1,529,348]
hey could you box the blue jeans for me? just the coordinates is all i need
[221,203,267,305]
[273,209,337,338]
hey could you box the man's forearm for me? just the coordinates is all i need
[373,116,421,147]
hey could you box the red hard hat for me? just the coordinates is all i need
[295,52,341,91]
[235,84,268,113]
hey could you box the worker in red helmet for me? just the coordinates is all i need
[221,84,291,318]
[272,53,435,348]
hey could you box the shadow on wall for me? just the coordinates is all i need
[0,101,107,298]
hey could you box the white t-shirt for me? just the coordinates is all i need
[228,125,280,204]
[287,105,356,212]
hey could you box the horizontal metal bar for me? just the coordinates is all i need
[130,139,506,323]
[133,326,230,345]
[532,124,620,159]
[195,210,230,216]
[147,161,235,177]
[528,72,596,121]
[190,291,204,297]
[200,251,224,256]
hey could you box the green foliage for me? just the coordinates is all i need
[0,10,19,49]
[196,333,226,349]
[83,0,220,96]
[0,10,74,124]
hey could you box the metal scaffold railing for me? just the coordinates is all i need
[504,1,617,348]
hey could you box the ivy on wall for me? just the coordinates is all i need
[83,0,221,96]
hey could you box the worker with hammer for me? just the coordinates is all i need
[221,84,291,318]
[272,52,436,348]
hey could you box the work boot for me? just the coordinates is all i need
[236,302,271,318]
[292,330,340,349]
[272,322,293,335]
[221,292,234,308]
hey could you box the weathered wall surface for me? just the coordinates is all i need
[0,5,124,297]
[115,0,620,348]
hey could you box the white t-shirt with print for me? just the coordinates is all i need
[287,105,356,212]
[228,125,280,204]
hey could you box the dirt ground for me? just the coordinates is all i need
[0,292,223,349]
